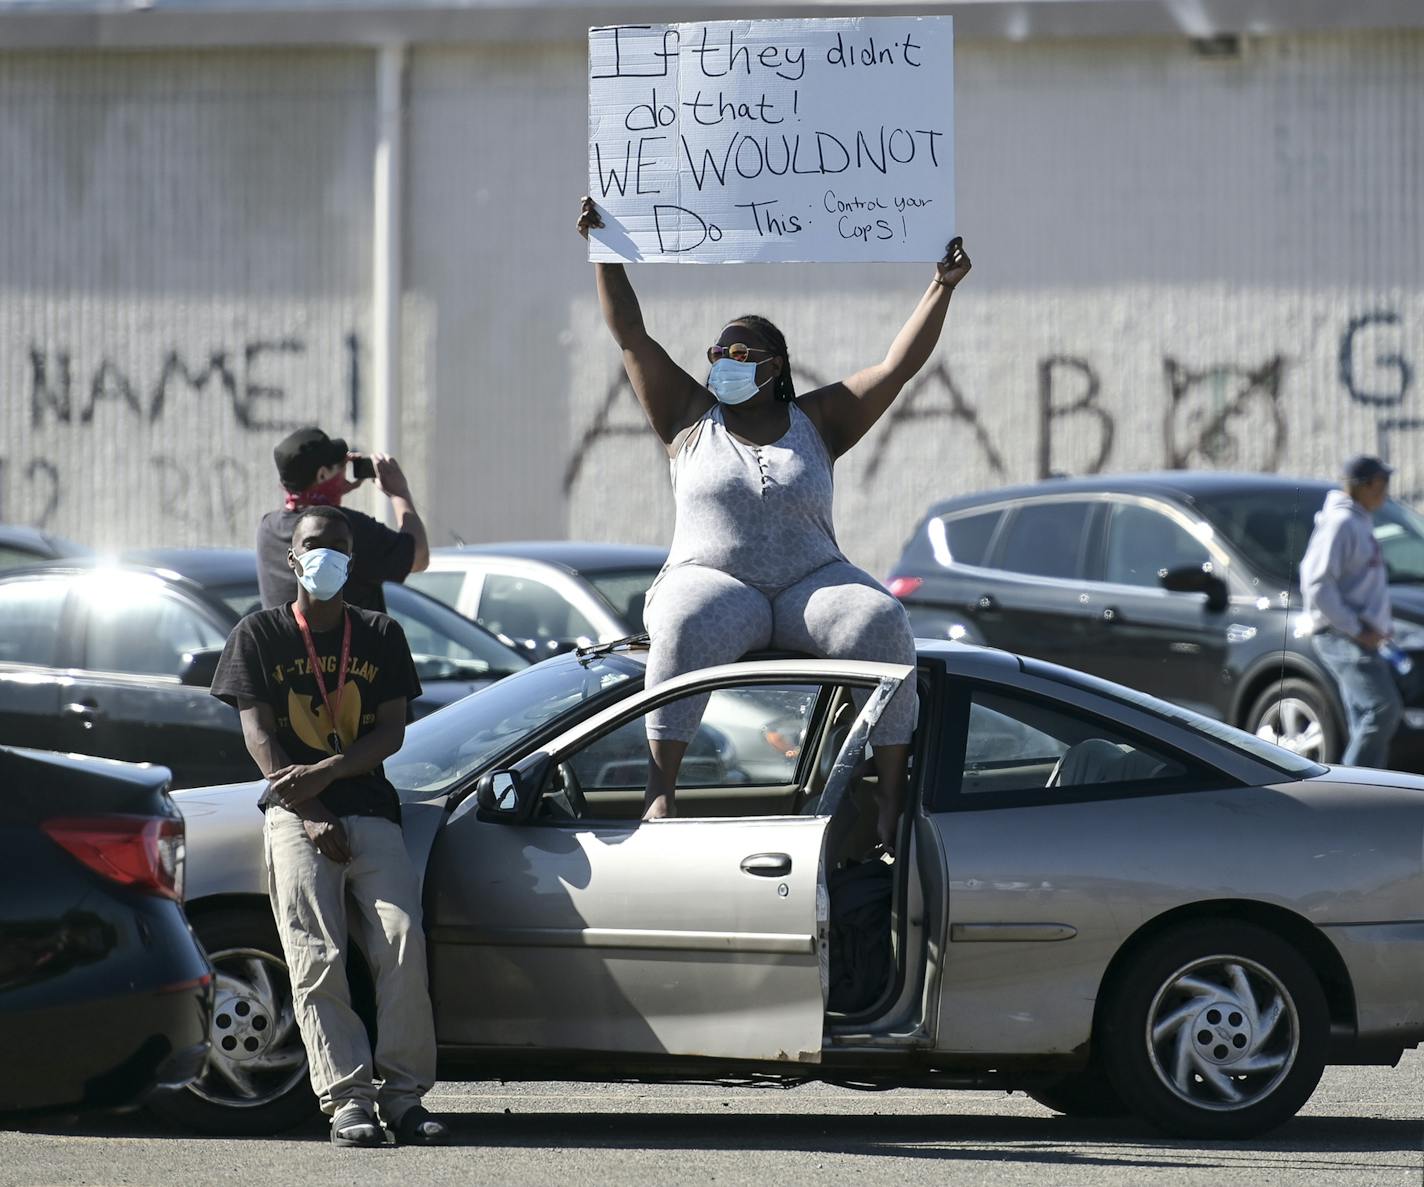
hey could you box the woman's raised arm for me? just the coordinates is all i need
[800,236,971,458]
[579,197,710,452]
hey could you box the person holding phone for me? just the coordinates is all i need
[576,196,972,854]
[256,426,430,614]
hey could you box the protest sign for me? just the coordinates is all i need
[587,17,954,264]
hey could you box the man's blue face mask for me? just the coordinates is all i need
[292,547,351,601]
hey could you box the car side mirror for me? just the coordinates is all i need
[476,769,525,822]
[178,648,223,687]
[1160,565,1229,613]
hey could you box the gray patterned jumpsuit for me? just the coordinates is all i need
[644,402,918,744]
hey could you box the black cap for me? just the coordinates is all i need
[274,427,349,491]
[1343,454,1394,485]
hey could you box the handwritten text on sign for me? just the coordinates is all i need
[587,17,954,264]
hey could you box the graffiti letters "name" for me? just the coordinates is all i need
[28,335,363,432]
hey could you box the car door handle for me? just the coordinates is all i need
[62,700,101,728]
[740,853,792,877]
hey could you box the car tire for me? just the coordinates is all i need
[1100,921,1328,1139]
[1244,678,1339,765]
[1025,1062,1128,1118]
[149,908,318,1135]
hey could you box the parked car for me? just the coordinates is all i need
[886,472,1424,768]
[1,746,211,1117]
[404,541,667,658]
[0,552,528,787]
[168,639,1424,1140]
[0,525,87,574]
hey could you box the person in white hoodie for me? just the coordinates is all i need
[1299,455,1401,768]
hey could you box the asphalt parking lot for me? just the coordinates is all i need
[4,1053,1420,1186]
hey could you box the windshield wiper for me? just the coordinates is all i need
[575,632,651,662]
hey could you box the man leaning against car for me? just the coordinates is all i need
[1299,455,1403,768]
[210,505,449,1148]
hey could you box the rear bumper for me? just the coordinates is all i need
[0,902,212,1117]
[1322,921,1424,1051]
[148,1038,212,1096]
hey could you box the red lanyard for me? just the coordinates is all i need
[292,603,352,754]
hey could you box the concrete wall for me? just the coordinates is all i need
[3,30,1421,578]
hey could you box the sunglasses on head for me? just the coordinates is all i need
[707,342,772,365]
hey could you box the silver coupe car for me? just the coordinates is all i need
[159,639,1424,1140]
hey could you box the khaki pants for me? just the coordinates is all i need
[263,806,437,1120]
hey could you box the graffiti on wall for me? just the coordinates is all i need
[565,308,1420,504]
[5,333,363,533]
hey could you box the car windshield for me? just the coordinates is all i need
[1193,489,1424,585]
[586,568,661,634]
[385,653,642,796]
[210,582,529,681]
[1024,659,1326,777]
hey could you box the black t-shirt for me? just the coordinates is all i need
[257,506,416,614]
[210,604,423,823]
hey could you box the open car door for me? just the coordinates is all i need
[425,658,913,1065]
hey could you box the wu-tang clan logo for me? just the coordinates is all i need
[287,687,362,755]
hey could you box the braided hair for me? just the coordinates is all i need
[730,314,796,403]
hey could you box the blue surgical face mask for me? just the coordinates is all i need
[707,358,769,405]
[293,547,351,601]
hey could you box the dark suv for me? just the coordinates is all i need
[886,472,1424,769]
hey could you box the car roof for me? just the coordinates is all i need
[579,636,1022,679]
[434,541,668,575]
[120,547,257,588]
[919,471,1337,519]
[0,558,228,607]
[0,524,90,557]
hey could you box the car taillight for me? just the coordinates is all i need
[41,815,185,901]
[886,576,923,599]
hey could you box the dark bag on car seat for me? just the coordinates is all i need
[827,859,894,1014]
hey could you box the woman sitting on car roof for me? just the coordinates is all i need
[577,196,971,853]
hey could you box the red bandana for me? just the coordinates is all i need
[283,472,359,511]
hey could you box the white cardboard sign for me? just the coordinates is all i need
[587,17,954,264]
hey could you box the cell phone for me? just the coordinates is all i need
[351,455,376,481]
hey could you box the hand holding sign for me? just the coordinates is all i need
[587,17,954,264]
[577,195,605,240]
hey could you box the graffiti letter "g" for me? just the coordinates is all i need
[1340,312,1413,407]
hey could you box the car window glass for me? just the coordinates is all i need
[1373,500,1424,583]
[382,584,528,679]
[960,689,1198,799]
[84,585,224,677]
[477,573,596,644]
[404,569,468,609]
[929,509,1001,567]
[0,547,45,574]
[0,579,68,666]
[995,502,1090,579]
[384,654,641,800]
[1104,504,1213,588]
[567,685,819,793]
[212,583,263,620]
[586,569,661,634]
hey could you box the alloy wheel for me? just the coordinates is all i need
[188,946,308,1109]
[1145,954,1299,1112]
[1253,697,1326,761]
